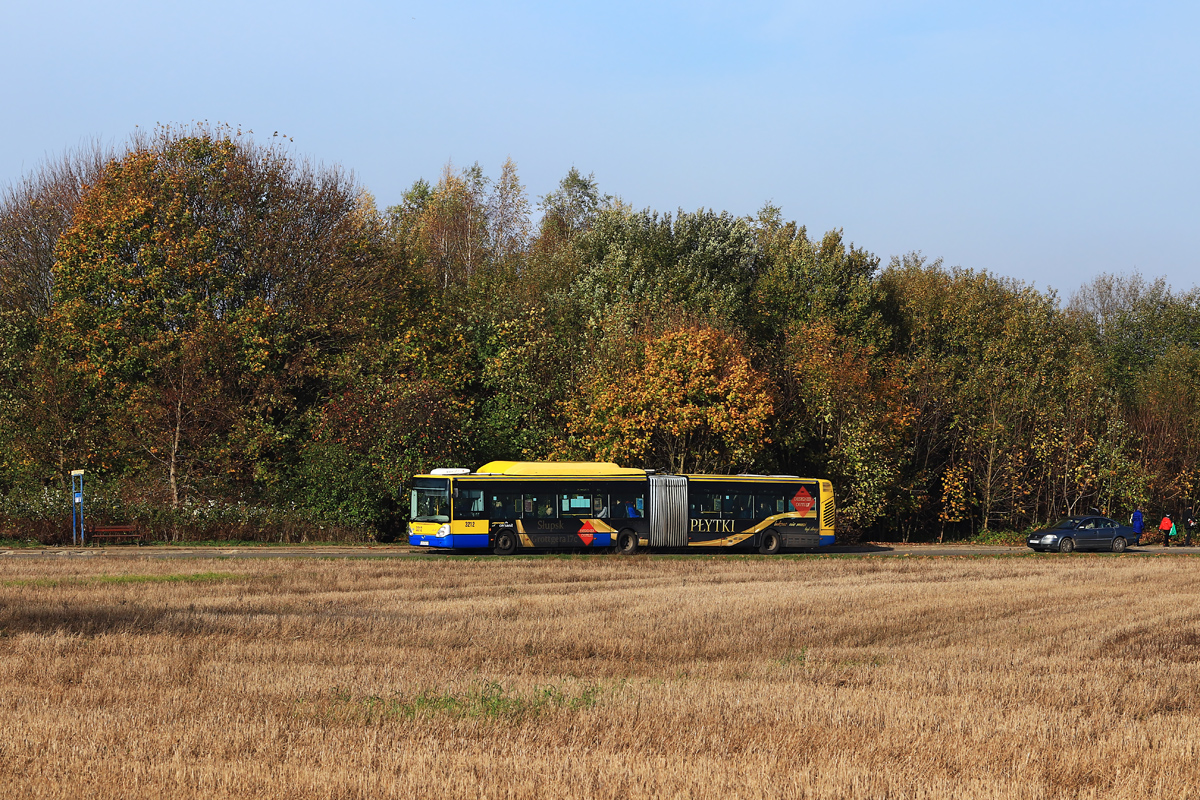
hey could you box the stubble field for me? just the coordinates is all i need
[2,552,1200,799]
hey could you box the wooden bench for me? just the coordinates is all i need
[87,524,145,545]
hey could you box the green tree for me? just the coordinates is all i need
[879,257,1135,532]
[296,380,474,536]
[749,209,885,346]
[539,167,606,243]
[476,307,581,460]
[572,207,760,330]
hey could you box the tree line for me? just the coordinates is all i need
[1,126,1197,542]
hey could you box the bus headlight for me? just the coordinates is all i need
[437,524,450,538]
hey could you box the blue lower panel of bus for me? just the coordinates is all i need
[409,532,614,549]
[819,534,835,546]
[409,533,489,549]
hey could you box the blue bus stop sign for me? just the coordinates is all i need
[70,470,85,545]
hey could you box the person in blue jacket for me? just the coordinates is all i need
[1131,507,1144,544]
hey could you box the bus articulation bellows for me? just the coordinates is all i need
[407,461,835,555]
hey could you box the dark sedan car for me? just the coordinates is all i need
[1027,516,1141,553]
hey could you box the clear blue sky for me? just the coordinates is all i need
[3,0,1197,297]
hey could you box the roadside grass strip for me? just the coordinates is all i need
[2,571,245,588]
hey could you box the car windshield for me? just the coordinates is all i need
[1049,518,1081,530]
[411,478,450,523]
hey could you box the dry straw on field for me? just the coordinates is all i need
[2,553,1200,799]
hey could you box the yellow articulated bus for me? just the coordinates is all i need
[407,461,835,555]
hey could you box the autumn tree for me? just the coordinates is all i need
[749,210,892,503]
[1070,273,1200,513]
[1130,345,1200,506]
[781,320,916,532]
[879,257,1145,533]
[558,326,774,473]
[0,311,92,492]
[408,162,492,289]
[47,125,384,507]
[6,131,1200,543]
[0,141,112,317]
[488,157,531,277]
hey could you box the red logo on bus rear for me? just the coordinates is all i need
[791,487,814,514]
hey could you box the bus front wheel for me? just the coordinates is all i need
[759,529,782,555]
[616,530,640,555]
[493,529,517,556]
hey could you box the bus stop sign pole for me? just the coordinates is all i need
[71,470,85,546]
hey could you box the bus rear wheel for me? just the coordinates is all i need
[759,529,782,555]
[616,530,640,555]
[493,529,517,556]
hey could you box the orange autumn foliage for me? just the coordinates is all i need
[557,326,774,473]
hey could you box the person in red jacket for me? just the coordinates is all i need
[1160,514,1173,547]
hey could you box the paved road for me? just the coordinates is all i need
[2,544,1199,559]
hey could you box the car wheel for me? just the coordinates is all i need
[616,529,640,555]
[758,529,782,555]
[1058,537,1075,554]
[493,529,517,556]
[1112,536,1127,554]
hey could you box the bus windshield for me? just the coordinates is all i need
[411,478,450,523]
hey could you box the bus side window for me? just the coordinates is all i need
[457,489,487,520]
[724,493,754,519]
[489,493,522,521]
[610,489,644,519]
[689,491,723,518]
[562,493,593,517]
[756,492,789,518]
[526,491,557,519]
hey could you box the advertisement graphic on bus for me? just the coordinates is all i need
[408,461,835,555]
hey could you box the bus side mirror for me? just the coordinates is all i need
[452,488,459,498]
